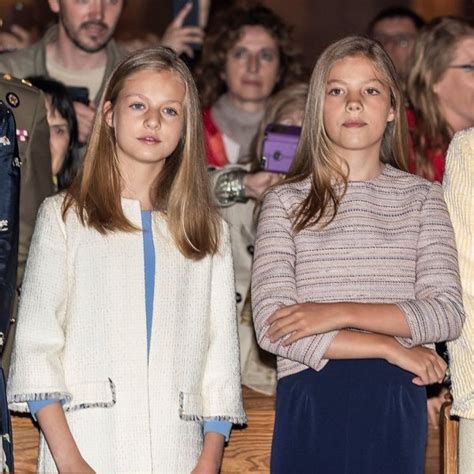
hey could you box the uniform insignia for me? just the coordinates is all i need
[16,129,29,142]
[6,92,20,108]
[0,219,8,232]
[0,135,10,146]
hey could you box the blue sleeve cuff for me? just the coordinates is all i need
[203,420,232,442]
[27,399,62,421]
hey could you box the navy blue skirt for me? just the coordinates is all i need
[271,359,427,474]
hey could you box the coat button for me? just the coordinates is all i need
[246,245,254,255]
[236,292,242,303]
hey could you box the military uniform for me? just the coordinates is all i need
[0,74,53,374]
[0,97,19,473]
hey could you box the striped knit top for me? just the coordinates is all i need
[252,164,464,379]
[444,128,474,419]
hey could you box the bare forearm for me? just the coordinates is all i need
[342,302,411,337]
[193,432,225,473]
[323,329,393,360]
[36,403,90,472]
[323,329,446,386]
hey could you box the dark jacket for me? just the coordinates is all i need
[0,75,53,375]
[0,100,19,472]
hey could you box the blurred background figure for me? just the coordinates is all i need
[197,4,304,170]
[238,82,308,394]
[368,6,425,79]
[0,0,125,145]
[26,76,79,191]
[406,16,474,182]
[404,15,474,430]
[196,3,306,387]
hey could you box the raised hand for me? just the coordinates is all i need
[0,24,32,52]
[243,171,282,199]
[73,101,96,145]
[161,2,204,58]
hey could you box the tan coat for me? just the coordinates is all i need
[211,166,277,395]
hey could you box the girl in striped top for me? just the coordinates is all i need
[252,36,464,474]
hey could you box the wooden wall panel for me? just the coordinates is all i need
[262,0,404,67]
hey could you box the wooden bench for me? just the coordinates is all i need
[222,387,274,473]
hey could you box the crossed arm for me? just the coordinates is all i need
[252,186,463,385]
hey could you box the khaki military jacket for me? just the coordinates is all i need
[0,75,53,371]
[0,26,124,104]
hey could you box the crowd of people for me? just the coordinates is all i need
[0,1,473,473]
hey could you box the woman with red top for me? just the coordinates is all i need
[196,4,304,181]
[194,5,305,391]
[406,17,474,182]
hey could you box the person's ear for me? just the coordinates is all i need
[104,101,114,128]
[387,106,395,123]
[48,0,60,14]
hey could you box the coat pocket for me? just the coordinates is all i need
[179,391,203,421]
[66,378,116,412]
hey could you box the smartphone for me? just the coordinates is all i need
[66,86,90,106]
[261,124,301,174]
[172,0,199,27]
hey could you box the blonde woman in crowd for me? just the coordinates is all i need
[406,16,474,182]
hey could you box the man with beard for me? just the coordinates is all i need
[0,0,125,144]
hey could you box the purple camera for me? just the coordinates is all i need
[261,124,301,173]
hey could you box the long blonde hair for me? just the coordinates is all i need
[406,17,474,180]
[285,36,408,232]
[63,46,221,259]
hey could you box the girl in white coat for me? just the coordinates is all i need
[8,47,245,473]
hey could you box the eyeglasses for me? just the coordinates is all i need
[373,34,415,49]
[448,64,474,72]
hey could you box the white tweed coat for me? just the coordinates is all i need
[7,194,246,473]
